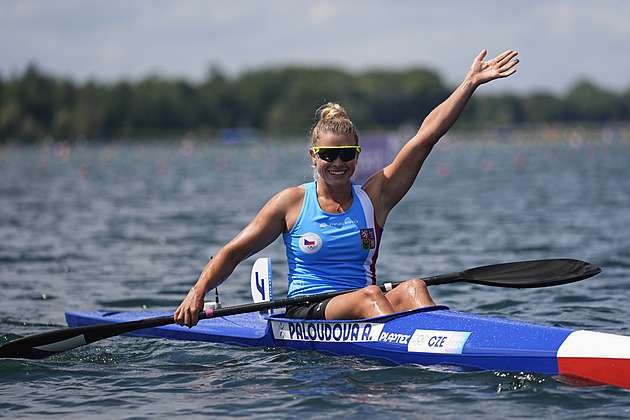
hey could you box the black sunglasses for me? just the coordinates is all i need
[312,146,361,162]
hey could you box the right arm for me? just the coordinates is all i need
[174,186,304,327]
[364,49,518,225]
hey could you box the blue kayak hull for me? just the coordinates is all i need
[66,306,630,388]
[66,307,574,374]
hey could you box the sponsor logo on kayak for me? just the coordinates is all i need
[271,320,385,343]
[299,233,322,254]
[407,329,471,354]
[378,332,411,345]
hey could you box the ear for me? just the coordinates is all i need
[309,148,318,165]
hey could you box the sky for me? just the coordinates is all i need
[1,0,630,95]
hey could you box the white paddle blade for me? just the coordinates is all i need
[251,258,273,303]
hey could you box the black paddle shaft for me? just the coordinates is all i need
[209,259,600,319]
[0,258,601,359]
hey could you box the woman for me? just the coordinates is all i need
[175,49,519,327]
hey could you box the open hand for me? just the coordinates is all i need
[469,49,519,86]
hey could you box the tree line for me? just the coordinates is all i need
[1,64,629,142]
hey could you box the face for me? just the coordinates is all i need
[310,132,360,185]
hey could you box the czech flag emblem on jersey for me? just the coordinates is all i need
[299,233,322,254]
[360,228,376,250]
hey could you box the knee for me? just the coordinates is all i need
[403,278,429,293]
[361,285,387,302]
[404,278,435,307]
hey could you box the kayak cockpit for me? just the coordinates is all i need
[266,304,451,322]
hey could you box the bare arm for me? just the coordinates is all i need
[364,50,519,224]
[174,187,303,327]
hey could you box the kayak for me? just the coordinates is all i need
[65,305,630,389]
[3,258,619,387]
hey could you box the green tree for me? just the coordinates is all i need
[1,64,629,143]
[564,80,617,122]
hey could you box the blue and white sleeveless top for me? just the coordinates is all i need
[283,181,383,298]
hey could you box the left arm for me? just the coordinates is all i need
[364,49,519,224]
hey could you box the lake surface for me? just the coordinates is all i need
[2,126,630,419]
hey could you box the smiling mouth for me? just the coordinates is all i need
[328,169,347,176]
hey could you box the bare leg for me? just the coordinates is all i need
[384,278,435,311]
[324,279,436,320]
[324,285,395,320]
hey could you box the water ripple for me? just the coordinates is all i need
[2,138,630,418]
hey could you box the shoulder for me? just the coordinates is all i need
[359,173,389,226]
[261,185,305,233]
[273,185,305,207]
[270,185,306,233]
[360,171,384,205]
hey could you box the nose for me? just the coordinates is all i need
[332,155,345,164]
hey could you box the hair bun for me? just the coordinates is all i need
[310,102,358,149]
[319,102,348,121]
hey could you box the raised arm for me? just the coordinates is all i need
[365,49,519,224]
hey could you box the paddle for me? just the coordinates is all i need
[0,258,600,360]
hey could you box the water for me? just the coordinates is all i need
[2,128,630,419]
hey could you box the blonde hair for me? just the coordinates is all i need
[310,102,359,147]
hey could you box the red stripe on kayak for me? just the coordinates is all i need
[558,357,630,388]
